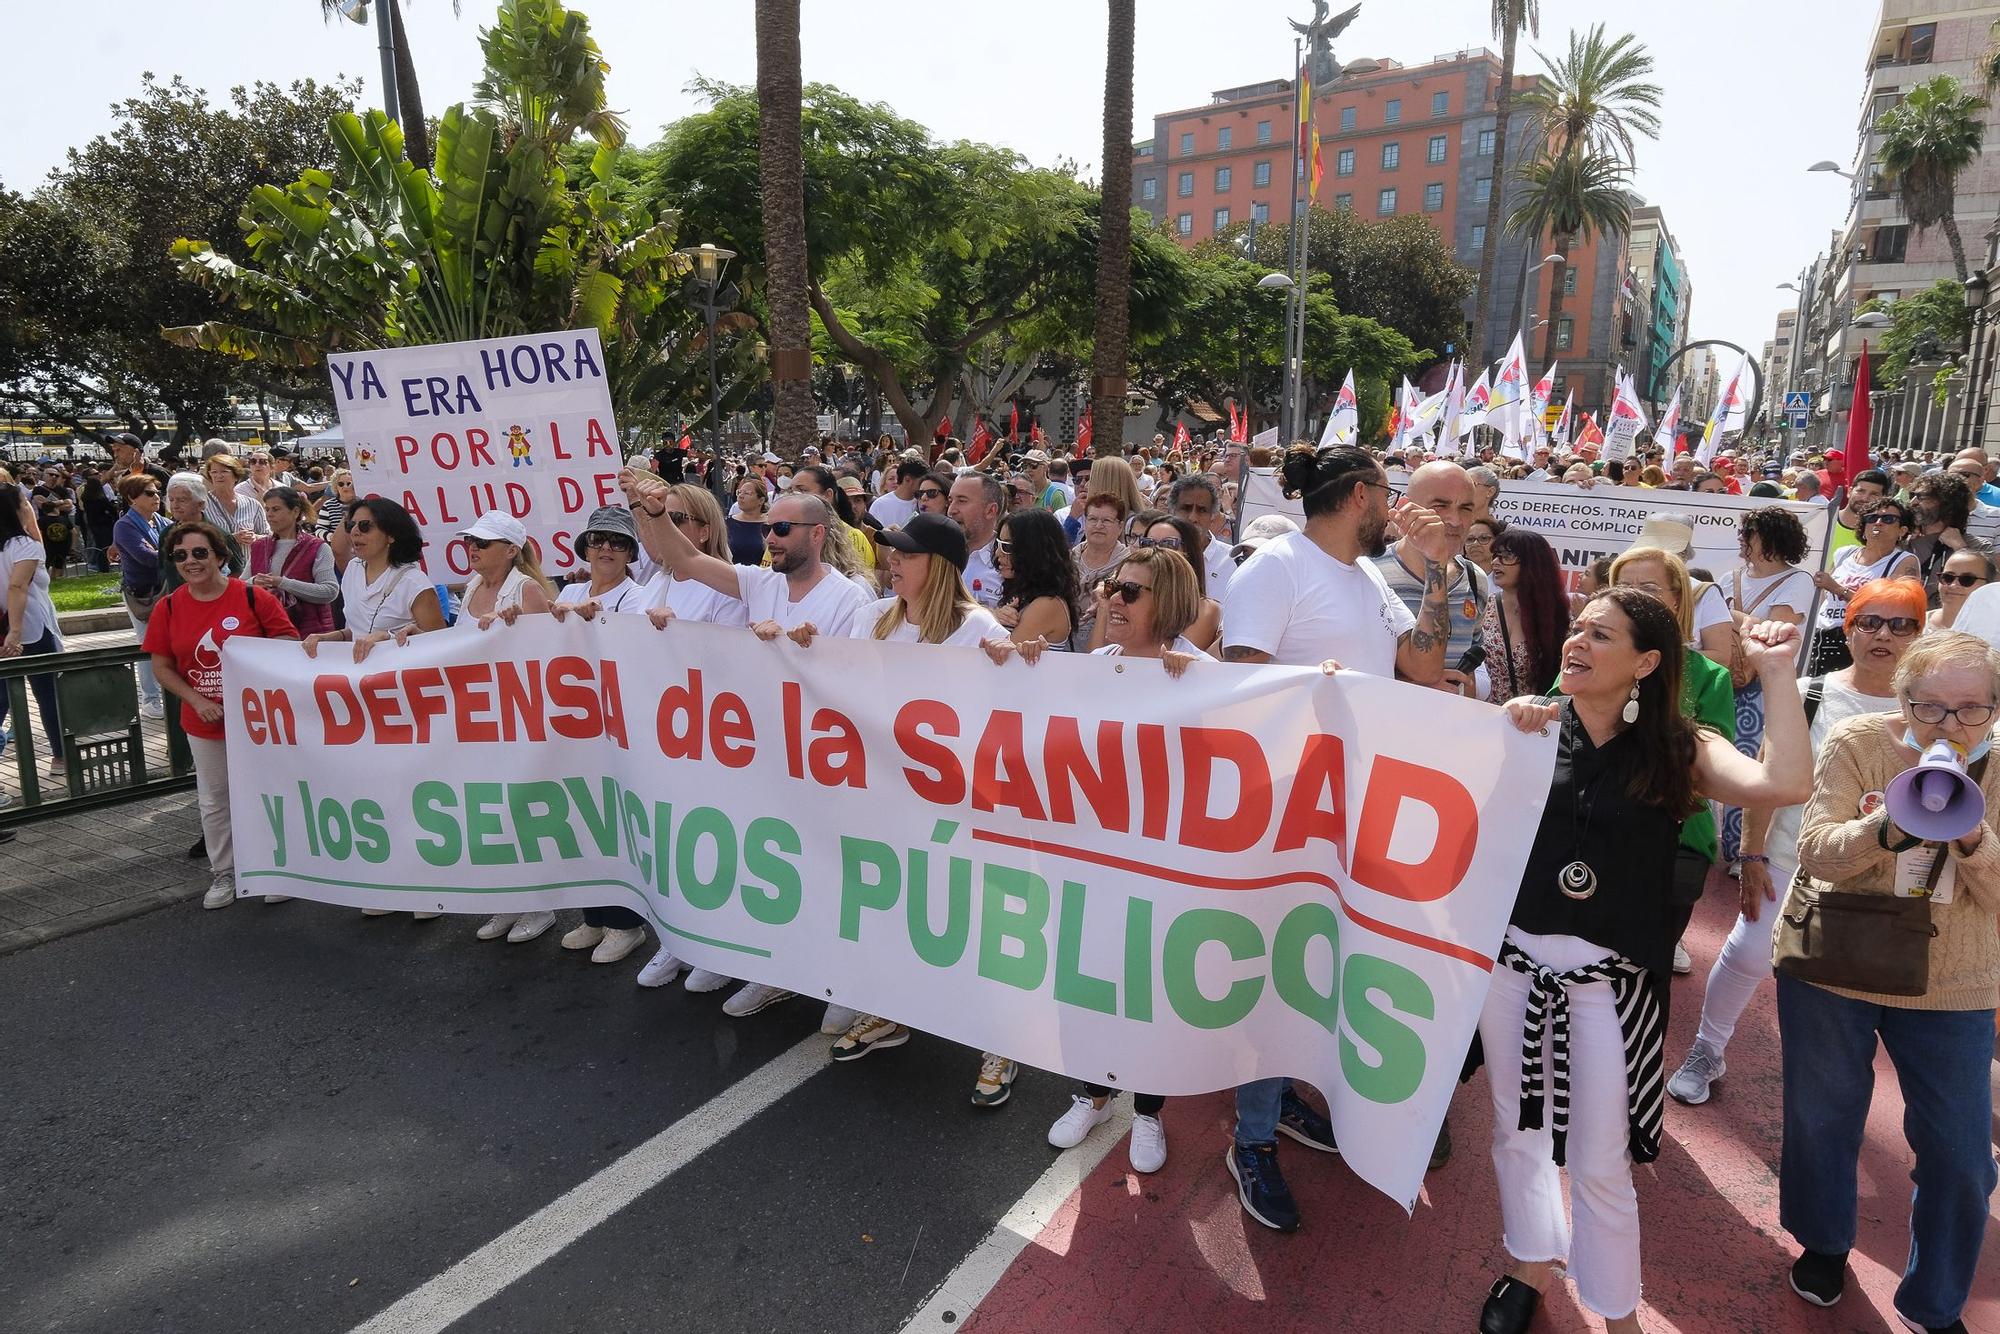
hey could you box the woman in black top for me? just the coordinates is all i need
[1476,587,1812,1334]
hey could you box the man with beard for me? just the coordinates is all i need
[1212,444,1452,1236]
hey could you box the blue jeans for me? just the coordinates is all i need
[1776,972,1998,1328]
[0,627,64,762]
[1234,1077,1292,1147]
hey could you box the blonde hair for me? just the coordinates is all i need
[1609,546,1694,642]
[511,541,559,599]
[1086,455,1144,518]
[1894,629,2000,702]
[1111,546,1201,646]
[205,453,248,482]
[669,484,732,560]
[873,551,973,643]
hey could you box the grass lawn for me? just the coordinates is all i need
[49,572,123,613]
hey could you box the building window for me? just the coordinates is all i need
[1424,182,1444,211]
[1471,224,1486,250]
[1176,213,1192,236]
[1427,135,1448,165]
[1381,142,1400,169]
[1214,207,1231,230]
[1563,268,1577,295]
[1177,171,1194,197]
[1385,98,1401,124]
[1253,160,1271,187]
[1551,374,1567,399]
[1140,178,1157,201]
[1336,148,1355,176]
[1218,126,1232,151]
[1335,192,1353,211]
[1378,188,1398,215]
[1253,200,1271,223]
[1340,106,1356,132]
[1256,119,1272,144]
[1178,131,1195,156]
[1136,142,1153,159]
[1432,90,1449,118]
[1214,166,1232,191]
[1478,129,1496,156]
[1474,176,1491,203]
[1555,316,1574,350]
[1871,224,1910,263]
[1901,22,1936,63]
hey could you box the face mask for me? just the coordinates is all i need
[1903,727,1995,763]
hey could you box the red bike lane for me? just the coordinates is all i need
[964,881,2000,1332]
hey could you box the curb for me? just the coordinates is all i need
[57,608,130,636]
[0,879,203,958]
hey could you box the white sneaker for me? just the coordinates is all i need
[361,907,394,917]
[562,923,605,951]
[591,926,646,964]
[506,910,557,943]
[1672,941,1693,975]
[263,895,292,905]
[412,911,441,921]
[0,791,15,808]
[636,947,686,988]
[1047,1094,1114,1149]
[1667,1042,1727,1106]
[202,876,236,910]
[1128,1113,1168,1174]
[683,968,733,993]
[822,1004,860,1035]
[139,699,165,720]
[46,755,65,776]
[722,983,794,1017]
[477,913,520,940]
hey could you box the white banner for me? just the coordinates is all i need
[327,330,624,579]
[1241,470,1833,592]
[222,617,1555,1210]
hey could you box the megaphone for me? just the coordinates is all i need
[1886,740,1987,843]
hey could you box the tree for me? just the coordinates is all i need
[755,0,816,453]
[1876,75,1988,282]
[1091,0,1137,455]
[0,74,357,441]
[318,0,462,171]
[1859,279,1971,391]
[1470,0,1539,367]
[1506,150,1634,366]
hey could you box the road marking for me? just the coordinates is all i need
[348,1032,827,1334]
[896,1103,1134,1332]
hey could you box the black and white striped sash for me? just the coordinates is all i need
[1498,940,1667,1166]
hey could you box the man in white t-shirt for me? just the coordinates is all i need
[870,456,927,529]
[1167,474,1235,601]
[947,470,1005,607]
[1216,444,1454,1238]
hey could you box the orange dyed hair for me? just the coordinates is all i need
[1844,577,1928,632]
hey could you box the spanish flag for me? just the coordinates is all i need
[1297,64,1323,202]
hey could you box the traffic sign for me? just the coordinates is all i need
[1787,409,1809,429]
[1783,391,1811,412]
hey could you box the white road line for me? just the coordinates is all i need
[349,1033,827,1334]
[897,1103,1134,1333]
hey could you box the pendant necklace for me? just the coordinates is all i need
[1559,706,1602,901]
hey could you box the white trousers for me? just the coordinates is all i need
[188,734,234,881]
[1692,863,1791,1054]
[1479,928,1641,1320]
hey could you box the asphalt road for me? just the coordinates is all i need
[0,899,1072,1334]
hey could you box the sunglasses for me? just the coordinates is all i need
[169,547,213,563]
[1137,536,1182,551]
[1852,614,1921,637]
[348,518,376,534]
[1939,572,1989,588]
[586,535,636,553]
[465,536,509,551]
[140,488,161,497]
[916,488,946,500]
[667,510,692,526]
[1100,577,1151,604]
[764,520,812,536]
[1863,513,1906,527]
[994,538,1015,556]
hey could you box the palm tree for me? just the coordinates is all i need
[1506,150,1634,367]
[1876,74,1988,282]
[1518,23,1661,164]
[1090,0,1137,458]
[755,0,815,453]
[318,0,461,172]
[1470,0,1539,367]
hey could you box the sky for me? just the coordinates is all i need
[8,0,1883,371]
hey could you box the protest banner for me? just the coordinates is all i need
[223,617,1555,1210]
[1241,470,1835,593]
[327,330,625,578]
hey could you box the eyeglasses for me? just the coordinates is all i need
[1863,513,1906,527]
[1490,551,1519,567]
[1939,572,1989,588]
[1137,536,1182,551]
[1853,614,1921,637]
[764,520,813,537]
[1463,533,1494,546]
[994,538,1015,556]
[1909,700,1997,727]
[916,488,946,500]
[1100,578,1151,604]
[348,518,376,534]
[169,547,213,563]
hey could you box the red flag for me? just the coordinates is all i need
[1007,402,1020,442]
[1845,342,1873,477]
[933,416,951,440]
[1032,422,1046,446]
[1226,401,1240,442]
[677,426,692,449]
[1173,421,1191,451]
[1234,403,1250,444]
[1074,404,1094,459]
[968,418,995,463]
[1575,413,1604,450]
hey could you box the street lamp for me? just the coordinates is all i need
[1256,273,1294,290]
[1962,269,1991,451]
[676,244,739,457]
[1517,251,1566,359]
[333,0,402,126]
[1808,160,1856,180]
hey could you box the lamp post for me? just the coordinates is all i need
[1516,251,1566,358]
[334,0,401,126]
[676,243,738,457]
[1961,268,1990,451]
[1254,270,1292,440]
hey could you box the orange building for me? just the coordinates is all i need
[1132,48,1640,418]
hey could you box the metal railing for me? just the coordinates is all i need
[0,642,194,827]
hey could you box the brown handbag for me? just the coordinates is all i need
[1772,865,1939,998]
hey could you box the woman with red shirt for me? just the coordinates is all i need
[144,520,299,911]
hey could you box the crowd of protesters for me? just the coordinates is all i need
[2,416,1997,1334]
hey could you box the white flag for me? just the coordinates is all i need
[1490,334,1533,459]
[1318,369,1360,448]
[1438,361,1465,456]
[1457,368,1494,437]
[1697,357,1748,466]
[1656,383,1683,453]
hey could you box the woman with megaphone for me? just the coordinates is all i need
[1778,628,2000,1332]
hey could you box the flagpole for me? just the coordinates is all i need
[1283,35,1307,446]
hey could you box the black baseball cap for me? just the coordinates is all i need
[874,512,969,570]
[108,432,143,451]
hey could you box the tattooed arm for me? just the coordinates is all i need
[1393,557,1451,686]
[1220,645,1274,664]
